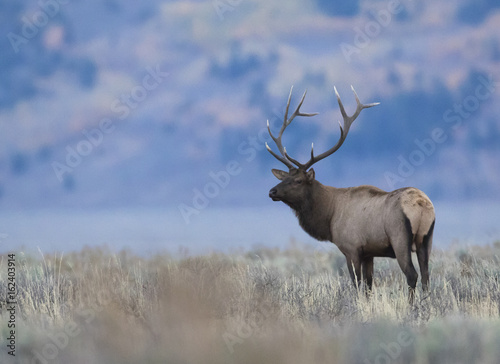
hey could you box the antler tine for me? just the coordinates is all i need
[283,147,304,168]
[266,87,318,170]
[287,90,319,125]
[302,86,379,170]
[266,119,294,169]
[265,142,294,169]
[283,86,293,126]
[337,86,379,127]
[351,85,380,109]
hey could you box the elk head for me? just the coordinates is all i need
[268,168,316,208]
[266,86,379,206]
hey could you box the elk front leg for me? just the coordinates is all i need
[345,255,362,289]
[362,257,374,292]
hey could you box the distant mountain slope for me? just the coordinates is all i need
[0,0,499,209]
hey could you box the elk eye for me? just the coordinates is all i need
[295,179,303,185]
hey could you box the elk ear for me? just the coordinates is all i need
[272,169,289,181]
[306,168,315,182]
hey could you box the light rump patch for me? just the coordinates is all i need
[400,188,434,236]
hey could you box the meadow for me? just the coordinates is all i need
[1,242,500,364]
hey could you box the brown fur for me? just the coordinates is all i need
[267,87,434,302]
[270,169,435,298]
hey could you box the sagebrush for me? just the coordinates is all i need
[1,243,500,363]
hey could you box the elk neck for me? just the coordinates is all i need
[292,180,336,242]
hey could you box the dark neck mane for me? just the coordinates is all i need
[288,181,334,242]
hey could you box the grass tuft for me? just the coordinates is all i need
[1,243,500,363]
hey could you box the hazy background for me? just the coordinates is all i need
[0,0,499,255]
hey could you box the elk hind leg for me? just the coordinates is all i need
[396,251,418,304]
[392,220,419,303]
[416,220,435,292]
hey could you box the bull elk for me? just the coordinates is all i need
[266,86,435,300]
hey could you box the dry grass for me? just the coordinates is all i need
[1,243,500,363]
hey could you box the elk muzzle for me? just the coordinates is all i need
[269,187,280,201]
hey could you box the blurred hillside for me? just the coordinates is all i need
[0,0,499,209]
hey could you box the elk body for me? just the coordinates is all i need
[266,87,435,299]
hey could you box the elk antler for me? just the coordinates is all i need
[266,86,379,170]
[265,86,318,169]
